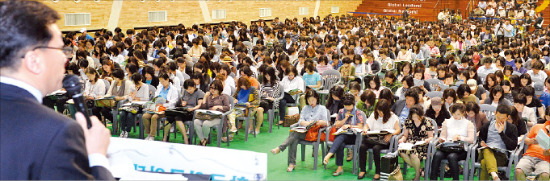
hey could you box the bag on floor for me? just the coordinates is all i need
[283,114,299,127]
[380,152,402,181]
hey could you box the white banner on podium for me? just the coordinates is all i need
[107,138,267,180]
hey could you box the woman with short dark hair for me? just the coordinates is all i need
[142,72,178,141]
[118,73,149,138]
[270,90,328,172]
[193,80,230,146]
[162,79,205,144]
[430,103,475,180]
[324,94,367,176]
[484,85,513,106]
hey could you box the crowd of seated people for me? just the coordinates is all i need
[45,2,550,178]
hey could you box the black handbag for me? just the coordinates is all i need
[365,134,390,146]
[165,108,189,117]
[437,141,465,153]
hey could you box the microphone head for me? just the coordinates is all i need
[62,74,82,96]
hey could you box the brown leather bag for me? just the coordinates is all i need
[283,114,300,127]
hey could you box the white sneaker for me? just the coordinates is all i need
[144,136,151,140]
[124,131,129,138]
[119,131,125,137]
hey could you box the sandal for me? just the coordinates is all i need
[346,153,353,162]
[286,165,295,172]
[373,174,380,180]
[221,136,233,142]
[271,147,281,155]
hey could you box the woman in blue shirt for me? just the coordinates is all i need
[142,73,179,141]
[270,90,328,172]
[323,94,367,176]
[301,63,322,90]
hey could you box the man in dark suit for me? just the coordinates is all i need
[0,0,114,180]
[391,89,420,124]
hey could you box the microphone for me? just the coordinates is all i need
[63,74,92,129]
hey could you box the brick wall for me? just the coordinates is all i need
[40,0,361,31]
[42,0,113,31]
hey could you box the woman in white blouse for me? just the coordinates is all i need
[279,67,305,123]
[429,103,475,180]
[357,99,401,179]
[84,67,106,119]
[83,67,106,100]
[118,73,150,138]
[142,73,179,141]
[396,45,412,62]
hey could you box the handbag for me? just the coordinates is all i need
[437,141,465,153]
[304,125,321,141]
[365,134,390,145]
[195,111,222,120]
[380,153,402,181]
[95,98,116,108]
[283,114,300,127]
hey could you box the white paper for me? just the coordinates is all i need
[351,128,363,133]
[333,128,354,135]
[196,110,223,115]
[291,127,308,133]
[536,129,550,150]
[366,130,381,134]
[415,141,426,146]
[398,143,414,151]
[132,101,148,105]
[332,127,346,135]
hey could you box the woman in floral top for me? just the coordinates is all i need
[398,105,435,180]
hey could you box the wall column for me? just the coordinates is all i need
[107,0,123,31]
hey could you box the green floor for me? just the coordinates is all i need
[111,115,478,180]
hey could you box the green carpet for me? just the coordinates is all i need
[111,114,480,180]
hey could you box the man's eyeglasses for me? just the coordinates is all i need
[22,46,73,58]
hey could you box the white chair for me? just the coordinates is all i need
[318,69,341,105]
[480,104,497,122]
[267,85,285,133]
[425,91,443,98]
[425,79,443,92]
[213,45,222,56]
[478,72,488,83]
